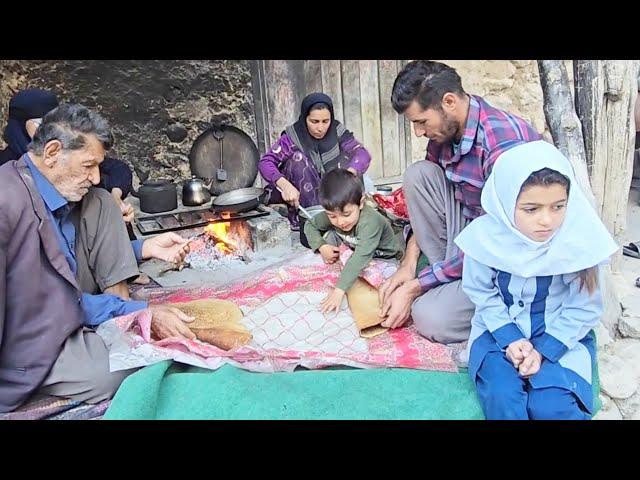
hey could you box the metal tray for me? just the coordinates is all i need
[134,205,271,235]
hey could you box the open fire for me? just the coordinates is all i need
[186,217,254,271]
[203,220,238,254]
[143,206,293,286]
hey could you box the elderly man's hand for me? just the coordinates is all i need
[111,187,135,223]
[379,279,421,329]
[142,232,191,264]
[149,304,196,340]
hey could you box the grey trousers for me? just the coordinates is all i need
[403,161,475,344]
[73,187,140,294]
[39,188,139,403]
[38,327,137,404]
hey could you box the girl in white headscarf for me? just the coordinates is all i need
[454,140,618,420]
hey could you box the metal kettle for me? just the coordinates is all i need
[182,176,213,206]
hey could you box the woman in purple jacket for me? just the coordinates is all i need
[258,92,371,230]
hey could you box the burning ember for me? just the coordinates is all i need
[186,218,254,271]
[204,221,237,254]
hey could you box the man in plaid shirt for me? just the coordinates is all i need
[379,61,541,344]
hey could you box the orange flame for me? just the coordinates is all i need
[204,221,237,254]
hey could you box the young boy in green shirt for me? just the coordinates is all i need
[304,169,403,313]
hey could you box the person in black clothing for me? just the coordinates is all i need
[1,88,134,222]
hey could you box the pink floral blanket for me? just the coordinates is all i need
[98,252,456,373]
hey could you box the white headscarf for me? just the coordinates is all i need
[454,140,619,277]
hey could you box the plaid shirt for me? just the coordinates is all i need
[415,95,542,292]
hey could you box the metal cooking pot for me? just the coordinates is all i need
[131,179,177,214]
[211,187,267,213]
[182,176,212,206]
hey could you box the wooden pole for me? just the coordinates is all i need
[574,60,640,271]
[538,60,640,338]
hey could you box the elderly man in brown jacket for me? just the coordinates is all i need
[0,103,196,413]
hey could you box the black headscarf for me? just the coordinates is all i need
[285,92,353,175]
[0,88,133,198]
[2,89,59,159]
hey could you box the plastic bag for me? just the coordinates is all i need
[372,187,409,219]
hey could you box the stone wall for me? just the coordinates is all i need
[0,60,256,187]
[442,60,549,134]
[405,60,564,162]
[1,60,571,185]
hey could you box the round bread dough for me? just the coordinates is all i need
[347,278,384,330]
[170,299,244,330]
[170,299,252,350]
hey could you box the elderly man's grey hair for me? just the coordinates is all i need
[28,103,113,155]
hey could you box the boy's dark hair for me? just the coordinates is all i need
[391,60,465,114]
[319,168,363,211]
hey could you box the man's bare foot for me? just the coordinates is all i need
[132,273,151,285]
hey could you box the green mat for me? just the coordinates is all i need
[104,362,485,420]
[104,332,601,420]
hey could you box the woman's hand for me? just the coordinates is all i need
[276,178,300,207]
[111,187,135,223]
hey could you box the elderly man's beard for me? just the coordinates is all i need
[51,172,92,202]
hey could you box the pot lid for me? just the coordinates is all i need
[188,125,260,196]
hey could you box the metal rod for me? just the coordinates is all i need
[276,186,319,226]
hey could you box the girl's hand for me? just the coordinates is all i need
[518,348,542,378]
[506,338,533,368]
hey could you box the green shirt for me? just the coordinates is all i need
[304,204,403,291]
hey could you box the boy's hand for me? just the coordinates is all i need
[321,288,346,314]
[506,338,533,369]
[518,348,542,378]
[319,244,340,264]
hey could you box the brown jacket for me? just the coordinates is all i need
[0,157,85,412]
